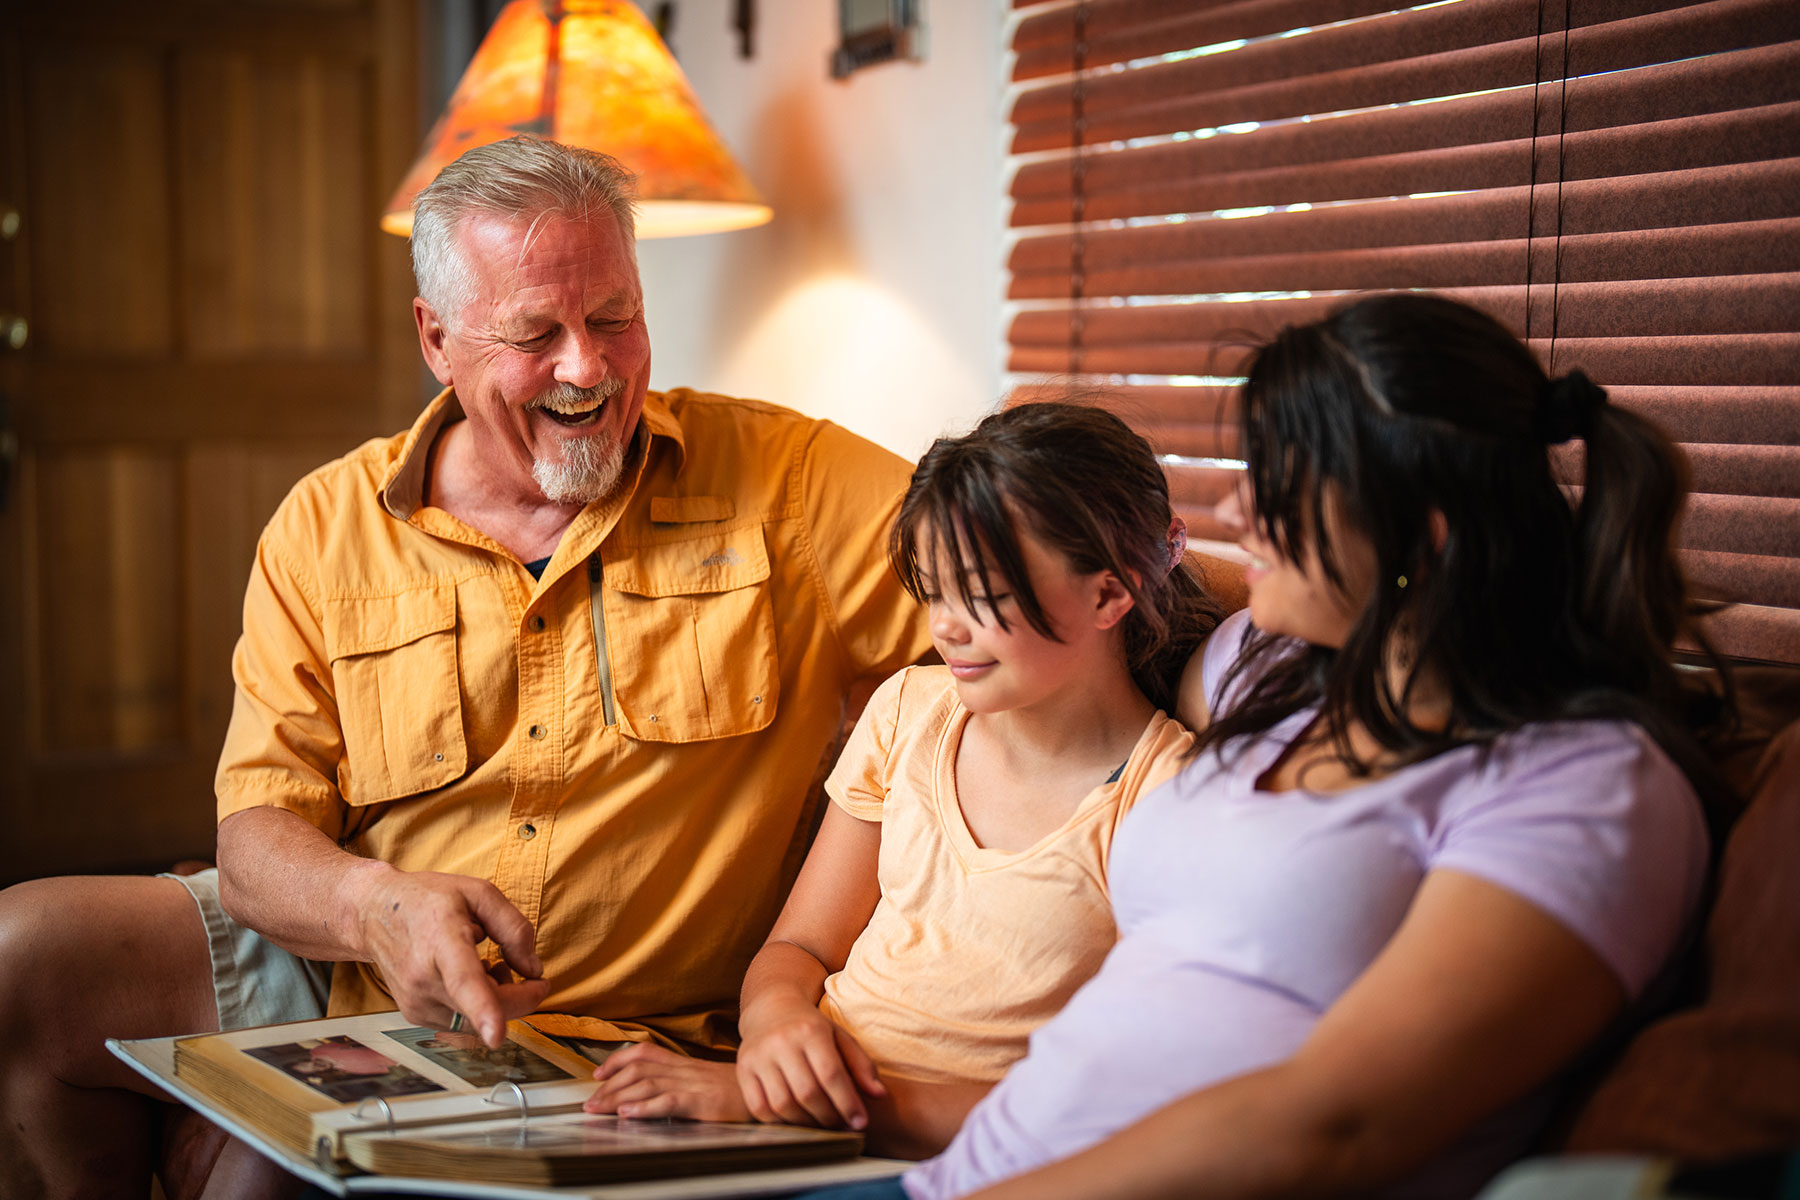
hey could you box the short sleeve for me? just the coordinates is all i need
[797,422,932,684]
[1201,609,1259,717]
[824,667,914,823]
[1431,725,1710,998]
[214,491,353,839]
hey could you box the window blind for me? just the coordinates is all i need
[1004,0,1800,665]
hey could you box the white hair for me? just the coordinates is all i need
[410,136,639,328]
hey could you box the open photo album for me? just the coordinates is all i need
[109,1012,891,1197]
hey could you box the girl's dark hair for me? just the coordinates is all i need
[1198,292,1731,804]
[890,402,1227,713]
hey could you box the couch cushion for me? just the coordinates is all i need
[1559,716,1800,1159]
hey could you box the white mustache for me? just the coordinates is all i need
[528,379,621,414]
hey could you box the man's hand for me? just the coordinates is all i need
[348,864,550,1047]
[737,996,886,1130]
[584,1045,753,1122]
[217,809,551,1048]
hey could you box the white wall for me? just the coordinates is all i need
[634,1,1007,462]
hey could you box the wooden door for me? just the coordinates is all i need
[0,1,424,884]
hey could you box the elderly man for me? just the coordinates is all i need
[0,137,930,1197]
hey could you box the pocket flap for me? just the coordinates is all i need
[608,526,770,597]
[324,583,458,659]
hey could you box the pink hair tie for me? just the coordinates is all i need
[1165,515,1188,576]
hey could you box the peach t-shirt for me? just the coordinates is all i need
[820,665,1193,1084]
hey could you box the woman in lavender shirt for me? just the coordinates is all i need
[806,294,1728,1200]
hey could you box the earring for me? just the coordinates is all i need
[1396,575,1409,589]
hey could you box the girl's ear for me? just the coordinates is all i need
[1428,508,1449,553]
[1092,571,1138,631]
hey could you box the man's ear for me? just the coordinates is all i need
[414,298,455,387]
[1093,571,1138,631]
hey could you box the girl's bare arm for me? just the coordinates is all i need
[736,804,886,1129]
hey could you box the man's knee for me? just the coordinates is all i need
[0,877,76,1036]
[0,875,215,1079]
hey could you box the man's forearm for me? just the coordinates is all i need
[214,805,389,962]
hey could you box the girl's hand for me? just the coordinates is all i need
[737,998,887,1129]
[584,1044,752,1122]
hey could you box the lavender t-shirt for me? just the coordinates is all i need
[905,610,1708,1200]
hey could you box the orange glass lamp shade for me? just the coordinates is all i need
[381,0,771,238]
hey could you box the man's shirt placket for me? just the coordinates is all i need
[499,564,567,938]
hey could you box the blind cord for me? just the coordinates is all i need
[1069,1,1089,377]
[1527,0,1573,374]
[1551,0,1572,372]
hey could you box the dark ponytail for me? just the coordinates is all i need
[1565,384,1689,696]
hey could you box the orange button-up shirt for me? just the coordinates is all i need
[216,388,931,1052]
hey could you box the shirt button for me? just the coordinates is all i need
[647,714,658,723]
[528,724,546,740]
[518,822,537,840]
[752,695,763,704]
[529,615,547,633]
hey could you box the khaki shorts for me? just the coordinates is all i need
[164,867,333,1031]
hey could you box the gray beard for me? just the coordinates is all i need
[532,432,625,505]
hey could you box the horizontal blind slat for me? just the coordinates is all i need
[1554,442,1800,498]
[1532,334,1800,386]
[1013,0,1411,82]
[1002,381,1800,450]
[1528,275,1800,339]
[1679,494,1798,558]
[1006,383,1242,451]
[1013,140,1534,226]
[1011,333,1800,382]
[1016,86,1544,195]
[1609,386,1800,445]
[1010,219,1800,300]
[1011,160,1800,271]
[1689,603,1800,666]
[1014,88,1800,202]
[1009,277,1800,351]
[1011,103,1800,226]
[1681,445,1800,499]
[1008,386,1800,472]
[1681,550,1800,609]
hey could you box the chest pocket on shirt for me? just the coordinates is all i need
[323,582,469,804]
[603,524,779,744]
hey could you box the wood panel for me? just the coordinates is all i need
[178,51,372,357]
[0,0,423,885]
[25,40,174,357]
[34,448,183,755]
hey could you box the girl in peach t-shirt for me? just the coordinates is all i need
[584,403,1226,1156]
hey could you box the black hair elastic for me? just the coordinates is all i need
[1535,369,1608,444]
